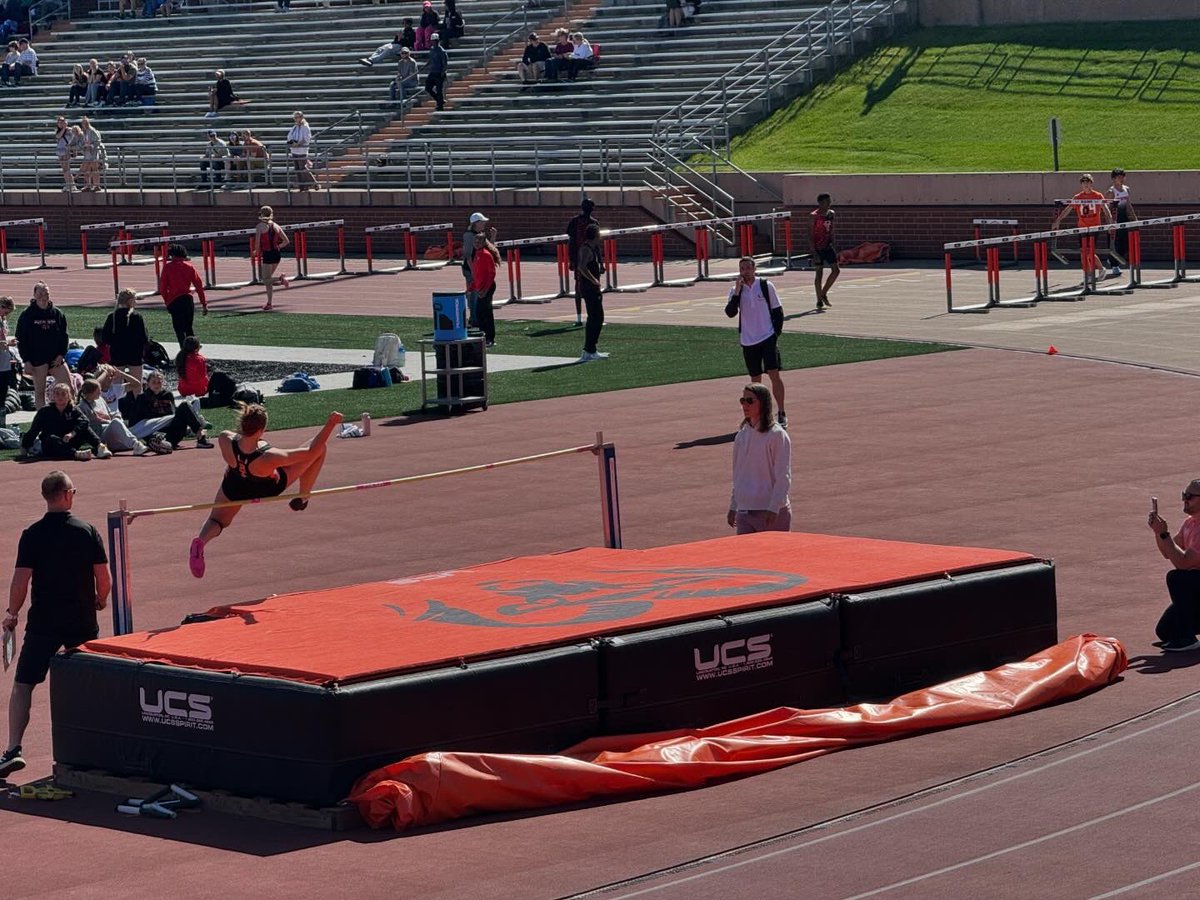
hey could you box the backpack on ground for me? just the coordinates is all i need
[232,385,264,405]
[373,332,406,368]
[352,366,384,389]
[143,340,170,369]
[206,370,237,407]
[278,372,320,393]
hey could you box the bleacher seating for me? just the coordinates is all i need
[0,0,910,192]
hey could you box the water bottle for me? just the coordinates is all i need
[361,412,371,436]
[395,340,406,369]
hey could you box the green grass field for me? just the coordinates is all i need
[2,309,959,458]
[730,22,1200,172]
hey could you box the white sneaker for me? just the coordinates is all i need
[591,351,609,359]
[133,441,149,456]
[577,352,594,363]
[203,111,217,119]
[1109,267,1122,277]
[95,445,113,459]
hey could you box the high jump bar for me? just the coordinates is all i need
[107,434,622,634]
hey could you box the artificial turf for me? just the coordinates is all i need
[728,22,1200,173]
[2,309,960,452]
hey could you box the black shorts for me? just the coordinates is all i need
[742,335,782,377]
[815,245,837,266]
[261,249,282,266]
[220,469,289,503]
[15,629,93,685]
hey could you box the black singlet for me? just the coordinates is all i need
[220,438,288,502]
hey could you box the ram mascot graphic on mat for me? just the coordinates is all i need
[385,567,808,628]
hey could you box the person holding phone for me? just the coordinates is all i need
[1147,479,1200,652]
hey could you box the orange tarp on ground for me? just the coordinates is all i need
[348,634,1126,830]
[81,532,1033,685]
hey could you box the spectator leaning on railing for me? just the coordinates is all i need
[241,129,269,184]
[287,110,318,190]
[200,129,229,188]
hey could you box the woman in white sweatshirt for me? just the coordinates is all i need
[727,382,791,534]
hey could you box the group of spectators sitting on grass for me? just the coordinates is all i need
[3,285,214,461]
[516,29,594,84]
[63,52,156,108]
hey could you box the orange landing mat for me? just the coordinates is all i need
[83,532,1034,685]
[348,634,1127,830]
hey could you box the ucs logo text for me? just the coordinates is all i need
[693,634,773,680]
[139,688,214,730]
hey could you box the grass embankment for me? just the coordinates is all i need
[730,22,1200,172]
[2,308,960,460]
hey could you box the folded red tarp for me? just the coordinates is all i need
[349,634,1126,830]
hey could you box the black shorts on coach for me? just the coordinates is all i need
[742,335,782,377]
[14,630,94,685]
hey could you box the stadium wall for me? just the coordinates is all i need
[918,0,1200,26]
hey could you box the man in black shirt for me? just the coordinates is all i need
[0,471,109,778]
[566,198,599,327]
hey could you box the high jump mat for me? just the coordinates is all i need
[50,532,1057,807]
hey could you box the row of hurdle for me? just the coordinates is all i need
[2,212,802,304]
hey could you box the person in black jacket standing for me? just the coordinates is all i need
[15,282,71,409]
[566,198,599,327]
[101,288,149,398]
[425,32,448,111]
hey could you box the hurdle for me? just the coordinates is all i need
[118,221,170,267]
[363,221,411,274]
[496,233,570,304]
[105,434,623,635]
[404,222,455,270]
[943,211,1200,313]
[969,219,1020,267]
[110,227,253,300]
[0,218,51,274]
[199,228,260,291]
[289,218,350,281]
[81,221,126,270]
[693,211,794,282]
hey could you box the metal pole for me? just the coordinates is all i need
[33,150,40,198]
[171,151,178,201]
[534,142,541,204]
[617,146,624,205]
[595,432,622,550]
[137,150,144,204]
[365,150,372,200]
[406,142,414,205]
[762,48,771,115]
[107,501,133,635]
[447,144,454,204]
[490,145,497,204]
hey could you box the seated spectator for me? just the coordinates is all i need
[359,34,404,68]
[77,379,149,455]
[118,0,134,18]
[83,58,104,107]
[134,58,156,101]
[110,54,137,106]
[65,63,87,107]
[98,61,119,105]
[129,370,211,449]
[545,28,573,82]
[200,129,229,188]
[390,46,418,103]
[567,32,594,81]
[517,33,549,85]
[206,69,244,119]
[227,130,245,180]
[665,0,683,27]
[0,37,36,86]
[18,381,112,461]
[440,0,463,49]
[73,328,110,376]
[94,362,141,409]
[175,336,209,398]
[240,129,270,184]
[415,0,438,51]
[399,18,416,50]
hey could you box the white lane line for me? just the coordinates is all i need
[605,702,1200,899]
[1088,860,1200,898]
[840,781,1200,899]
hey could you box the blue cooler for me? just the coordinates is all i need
[432,292,468,342]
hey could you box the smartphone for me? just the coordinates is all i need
[1152,496,1159,517]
